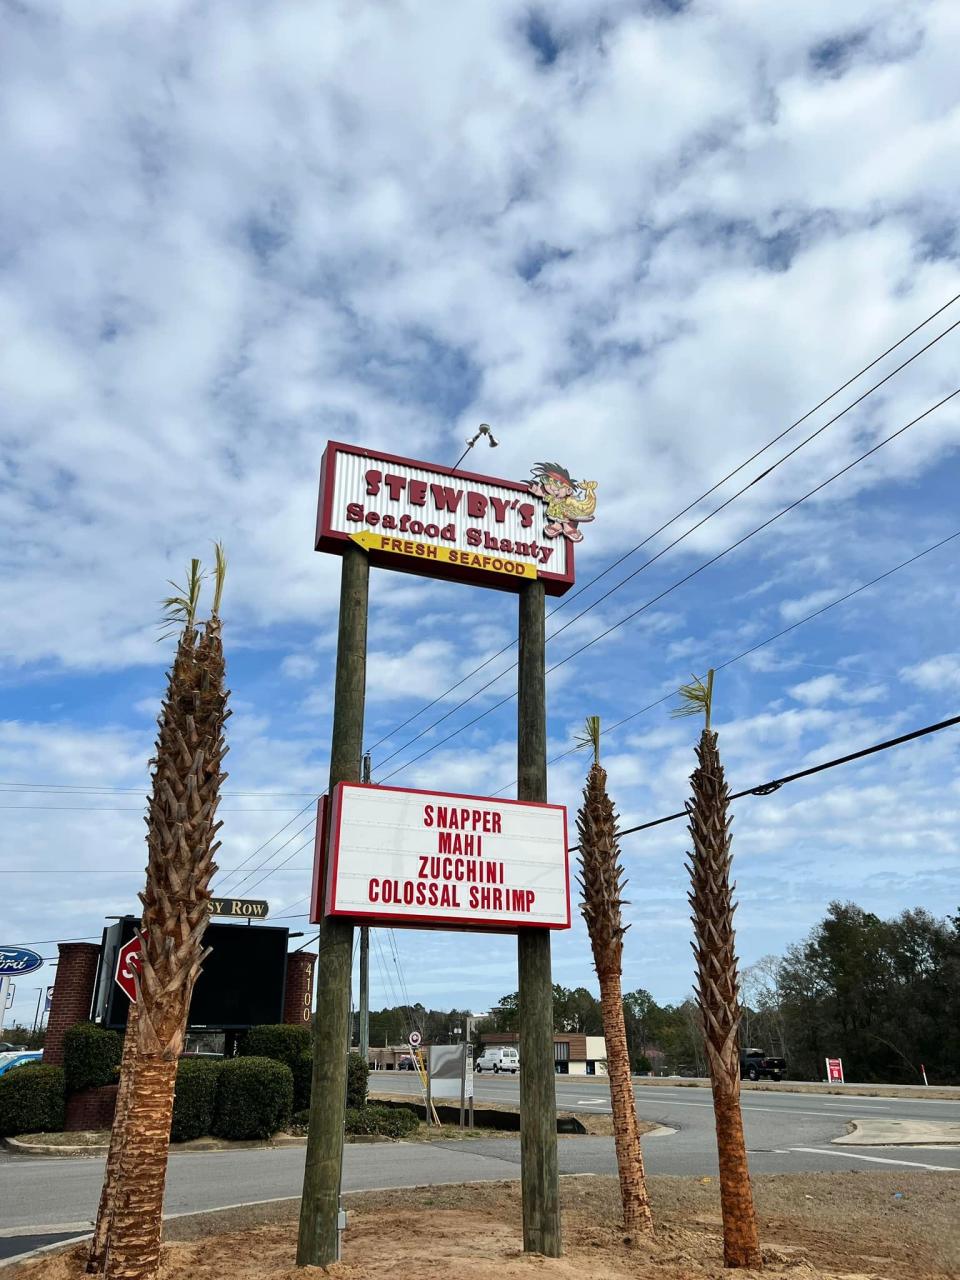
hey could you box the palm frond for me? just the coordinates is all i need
[575,715,602,766]
[211,541,227,616]
[671,669,715,731]
[159,558,205,639]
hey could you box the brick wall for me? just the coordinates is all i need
[65,1084,118,1132]
[282,951,316,1026]
[43,942,101,1066]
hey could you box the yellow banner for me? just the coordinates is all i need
[349,531,537,580]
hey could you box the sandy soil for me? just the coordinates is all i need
[17,1172,959,1280]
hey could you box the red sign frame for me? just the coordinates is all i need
[312,782,571,933]
[315,440,576,596]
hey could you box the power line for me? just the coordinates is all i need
[0,805,304,813]
[224,825,316,896]
[0,784,319,796]
[214,801,318,893]
[0,867,314,875]
[364,293,960,759]
[376,387,959,783]
[371,344,960,779]
[584,713,960,846]
[234,836,316,896]
[489,528,960,794]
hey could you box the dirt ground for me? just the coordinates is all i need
[17,1172,959,1280]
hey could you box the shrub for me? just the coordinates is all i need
[635,1054,653,1075]
[238,1025,310,1073]
[0,1065,65,1137]
[289,1107,310,1134]
[171,1058,222,1142]
[292,1051,313,1112]
[212,1057,293,1140]
[344,1104,418,1139]
[346,1051,368,1110]
[63,1023,122,1093]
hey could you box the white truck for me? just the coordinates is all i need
[474,1046,520,1074]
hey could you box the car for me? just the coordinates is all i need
[396,1055,418,1071]
[740,1047,786,1082]
[0,1050,43,1077]
[475,1047,520,1074]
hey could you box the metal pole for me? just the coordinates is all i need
[517,578,562,1256]
[31,988,43,1037]
[297,543,369,1267]
[359,754,371,1063]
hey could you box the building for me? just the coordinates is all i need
[481,1030,608,1076]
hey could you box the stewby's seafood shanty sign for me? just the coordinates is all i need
[316,441,598,596]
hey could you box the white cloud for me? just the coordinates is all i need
[900,652,960,692]
[789,673,846,705]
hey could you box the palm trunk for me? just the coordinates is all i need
[87,1005,139,1273]
[598,966,652,1236]
[711,1073,760,1268]
[102,1054,180,1279]
[687,727,762,1269]
[96,567,228,1280]
[577,749,654,1241]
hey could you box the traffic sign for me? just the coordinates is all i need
[408,1031,422,1047]
[114,936,142,1003]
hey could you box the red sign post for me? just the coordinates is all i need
[114,935,142,1003]
[825,1056,844,1083]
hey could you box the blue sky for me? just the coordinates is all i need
[2,1,959,1029]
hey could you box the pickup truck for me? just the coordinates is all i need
[740,1048,786,1082]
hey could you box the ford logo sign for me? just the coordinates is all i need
[0,947,44,976]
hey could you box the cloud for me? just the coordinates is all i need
[1,0,959,1021]
[900,652,960,692]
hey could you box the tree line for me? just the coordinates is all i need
[474,901,959,1085]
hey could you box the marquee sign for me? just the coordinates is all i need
[312,783,570,931]
[316,441,598,595]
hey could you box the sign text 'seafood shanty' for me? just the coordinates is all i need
[316,441,597,595]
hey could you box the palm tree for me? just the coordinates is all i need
[576,716,653,1240]
[94,549,229,1280]
[674,671,762,1269]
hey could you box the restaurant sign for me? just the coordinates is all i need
[312,783,570,931]
[316,441,599,595]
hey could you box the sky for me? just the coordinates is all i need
[1,0,959,1032]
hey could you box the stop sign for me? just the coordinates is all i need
[114,935,142,1003]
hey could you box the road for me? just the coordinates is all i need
[2,1078,958,1263]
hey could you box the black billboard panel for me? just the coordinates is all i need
[95,916,288,1030]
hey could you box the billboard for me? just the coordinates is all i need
[94,917,289,1030]
[315,783,570,931]
[316,441,598,596]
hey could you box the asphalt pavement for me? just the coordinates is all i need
[2,1078,958,1264]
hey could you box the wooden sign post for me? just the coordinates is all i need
[517,578,561,1255]
[297,540,368,1266]
[298,445,599,1266]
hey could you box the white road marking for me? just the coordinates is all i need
[647,1098,875,1119]
[790,1147,959,1172]
[822,1101,890,1108]
[575,1099,606,1106]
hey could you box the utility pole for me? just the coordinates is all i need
[359,753,371,1063]
[297,542,368,1267]
[517,578,562,1256]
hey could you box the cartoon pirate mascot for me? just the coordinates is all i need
[528,463,598,543]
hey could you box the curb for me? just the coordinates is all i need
[2,1134,310,1159]
[834,1119,960,1148]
